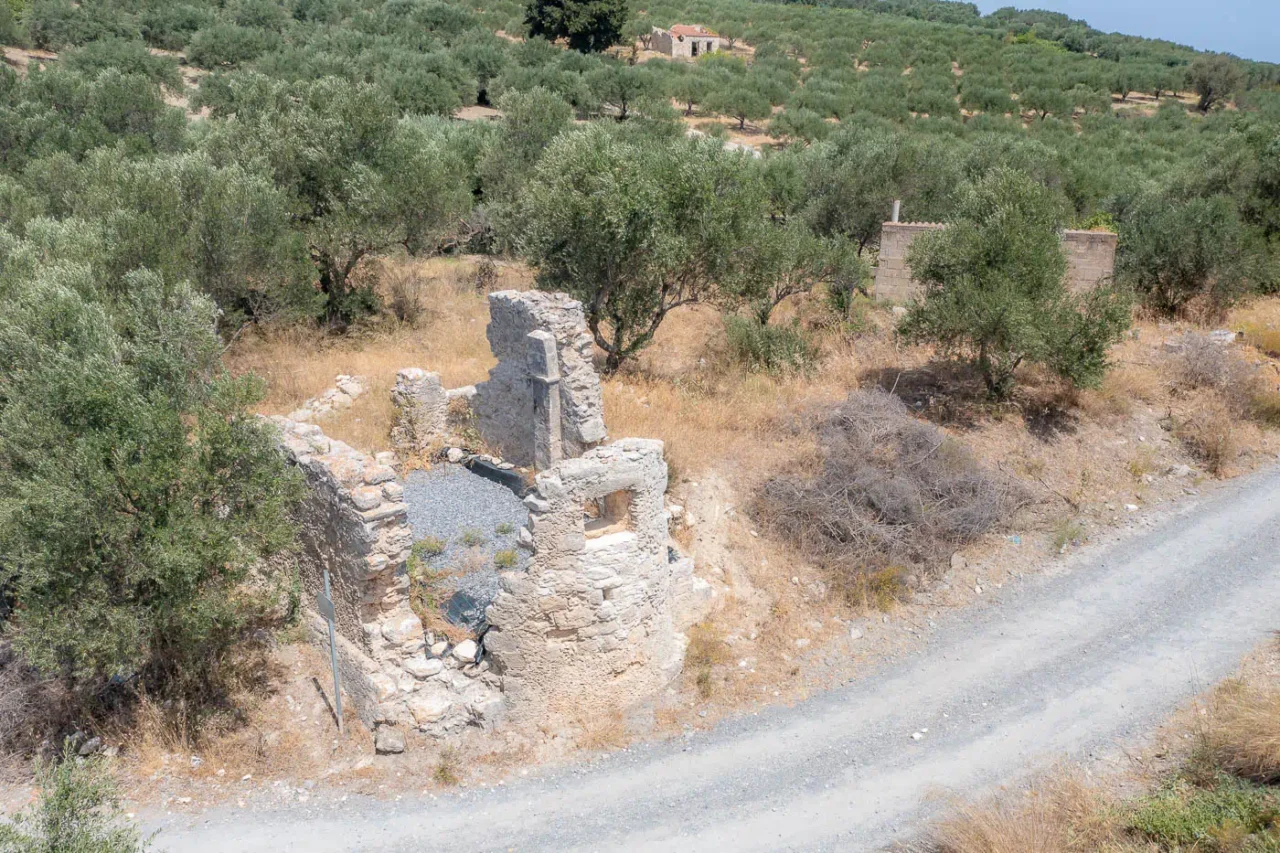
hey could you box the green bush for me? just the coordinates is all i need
[898,169,1132,399]
[0,745,148,852]
[724,315,819,374]
[1127,777,1280,847]
[0,257,302,709]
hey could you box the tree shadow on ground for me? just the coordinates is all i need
[861,360,1080,442]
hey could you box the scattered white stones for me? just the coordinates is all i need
[446,447,467,463]
[848,627,864,642]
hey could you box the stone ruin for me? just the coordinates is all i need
[273,290,711,741]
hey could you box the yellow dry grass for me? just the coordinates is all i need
[1232,300,1280,358]
[927,774,1120,853]
[1203,681,1280,783]
[225,256,532,451]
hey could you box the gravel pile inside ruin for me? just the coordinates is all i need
[402,464,530,634]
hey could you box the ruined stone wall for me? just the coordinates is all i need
[274,416,502,736]
[484,439,705,719]
[873,222,1118,302]
[473,291,606,468]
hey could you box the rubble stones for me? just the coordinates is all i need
[374,726,405,755]
[286,375,369,423]
[452,639,478,663]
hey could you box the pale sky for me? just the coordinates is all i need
[973,0,1280,64]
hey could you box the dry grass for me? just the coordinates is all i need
[575,708,629,751]
[434,747,461,786]
[1203,682,1280,784]
[1232,301,1280,358]
[225,256,531,450]
[927,775,1118,853]
[1175,398,1241,476]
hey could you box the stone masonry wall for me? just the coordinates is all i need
[484,439,705,720]
[651,27,721,58]
[872,222,945,303]
[473,291,607,469]
[1062,229,1119,293]
[273,416,503,736]
[873,222,1118,302]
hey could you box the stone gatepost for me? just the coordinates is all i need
[527,330,563,471]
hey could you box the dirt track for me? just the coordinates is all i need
[152,462,1280,852]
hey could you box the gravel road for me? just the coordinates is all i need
[152,462,1280,853]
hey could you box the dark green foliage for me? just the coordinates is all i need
[63,38,183,89]
[705,81,770,130]
[202,74,471,325]
[525,0,627,53]
[517,125,764,372]
[1190,54,1245,112]
[187,23,279,68]
[0,744,148,852]
[723,315,818,374]
[898,169,1132,398]
[0,250,302,700]
[1117,188,1255,315]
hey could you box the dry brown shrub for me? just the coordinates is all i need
[1174,399,1239,476]
[0,646,75,770]
[385,266,429,326]
[1202,683,1280,784]
[1080,365,1162,418]
[1166,334,1264,417]
[754,390,1027,600]
[576,708,629,751]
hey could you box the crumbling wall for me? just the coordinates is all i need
[873,222,1118,302]
[286,375,368,423]
[473,291,606,469]
[484,439,705,719]
[390,368,448,455]
[274,416,502,736]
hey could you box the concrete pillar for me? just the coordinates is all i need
[527,330,562,471]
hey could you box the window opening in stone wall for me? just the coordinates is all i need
[584,490,633,538]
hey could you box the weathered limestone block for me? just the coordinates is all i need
[527,330,563,470]
[391,368,448,455]
[473,291,607,468]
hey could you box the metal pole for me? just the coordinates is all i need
[323,568,344,736]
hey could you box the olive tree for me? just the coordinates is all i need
[1189,54,1243,112]
[517,125,764,372]
[0,242,302,704]
[898,169,1131,399]
[728,221,865,322]
[203,74,472,325]
[525,0,628,53]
